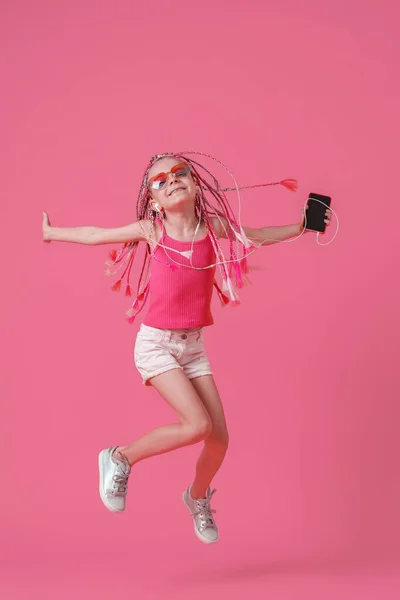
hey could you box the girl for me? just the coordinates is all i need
[42,151,332,545]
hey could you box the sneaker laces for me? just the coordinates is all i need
[109,451,131,497]
[193,488,217,530]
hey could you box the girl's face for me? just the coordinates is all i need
[147,157,196,212]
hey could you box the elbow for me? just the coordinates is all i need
[85,227,102,245]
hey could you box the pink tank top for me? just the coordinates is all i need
[143,231,216,330]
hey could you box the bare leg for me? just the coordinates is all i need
[117,369,212,466]
[188,376,229,499]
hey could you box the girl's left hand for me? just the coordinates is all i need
[42,211,52,243]
[301,206,333,233]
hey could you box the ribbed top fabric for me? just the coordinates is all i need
[143,231,216,329]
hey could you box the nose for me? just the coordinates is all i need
[168,172,179,184]
[166,174,180,191]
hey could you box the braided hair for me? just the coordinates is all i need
[105,151,297,323]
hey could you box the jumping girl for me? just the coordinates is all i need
[42,151,332,545]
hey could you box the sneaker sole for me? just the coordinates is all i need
[182,491,219,545]
[98,451,123,513]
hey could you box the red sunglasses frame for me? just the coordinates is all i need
[148,162,191,190]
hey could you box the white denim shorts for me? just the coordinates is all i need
[134,324,213,386]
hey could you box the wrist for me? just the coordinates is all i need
[298,220,308,235]
[44,226,53,241]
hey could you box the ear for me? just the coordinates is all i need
[150,201,162,212]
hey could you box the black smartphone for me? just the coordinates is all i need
[304,192,331,233]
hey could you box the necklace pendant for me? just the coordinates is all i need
[180,250,193,259]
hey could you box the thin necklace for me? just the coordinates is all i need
[155,216,202,260]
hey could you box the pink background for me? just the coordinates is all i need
[1,1,399,598]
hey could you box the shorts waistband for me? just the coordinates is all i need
[140,324,203,342]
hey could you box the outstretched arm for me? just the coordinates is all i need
[42,211,149,245]
[240,223,303,245]
[213,209,331,245]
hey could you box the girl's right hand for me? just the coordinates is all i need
[42,211,52,243]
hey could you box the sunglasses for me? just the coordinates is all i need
[148,162,191,191]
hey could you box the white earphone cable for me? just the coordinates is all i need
[152,197,339,271]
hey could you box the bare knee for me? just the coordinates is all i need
[184,418,213,444]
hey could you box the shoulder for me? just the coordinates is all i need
[210,217,229,239]
[137,219,151,238]
[138,219,162,248]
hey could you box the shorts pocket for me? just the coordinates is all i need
[134,335,168,368]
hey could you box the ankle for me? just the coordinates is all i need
[115,446,131,464]
[189,485,207,500]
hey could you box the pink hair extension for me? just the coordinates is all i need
[105,152,296,321]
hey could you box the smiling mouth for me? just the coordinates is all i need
[169,188,186,196]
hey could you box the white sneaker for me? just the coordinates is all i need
[98,447,131,512]
[182,486,219,544]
